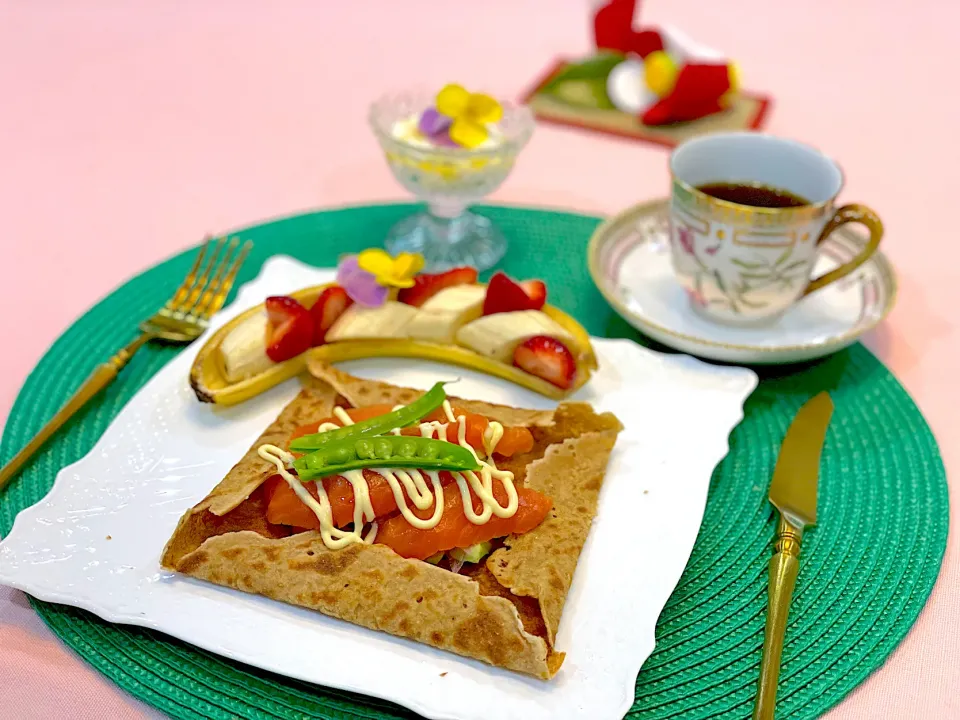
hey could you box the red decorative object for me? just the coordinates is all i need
[642,63,734,125]
[593,0,639,52]
[590,0,741,126]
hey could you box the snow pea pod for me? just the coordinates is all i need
[293,435,480,481]
[288,382,449,452]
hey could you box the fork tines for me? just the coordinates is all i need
[163,236,252,325]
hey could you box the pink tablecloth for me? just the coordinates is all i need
[0,1,957,718]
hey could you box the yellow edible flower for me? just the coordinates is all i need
[435,84,504,150]
[356,249,424,289]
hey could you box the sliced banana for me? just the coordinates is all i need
[219,310,273,383]
[405,285,486,344]
[325,301,419,342]
[192,280,599,406]
[455,310,576,364]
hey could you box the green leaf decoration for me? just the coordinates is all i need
[780,260,809,272]
[713,270,727,293]
[731,258,767,270]
[541,52,626,93]
[547,78,616,109]
[774,248,794,267]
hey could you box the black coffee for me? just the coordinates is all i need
[697,182,810,209]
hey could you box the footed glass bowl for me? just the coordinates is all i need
[369,91,535,272]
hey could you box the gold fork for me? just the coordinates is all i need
[0,236,252,492]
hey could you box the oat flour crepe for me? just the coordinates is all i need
[162,363,622,678]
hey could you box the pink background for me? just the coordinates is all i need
[0,1,957,717]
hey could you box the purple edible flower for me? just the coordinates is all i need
[336,254,389,307]
[418,107,452,136]
[430,128,458,147]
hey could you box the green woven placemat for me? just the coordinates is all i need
[0,203,948,719]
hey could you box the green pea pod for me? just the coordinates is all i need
[289,382,449,452]
[293,435,481,481]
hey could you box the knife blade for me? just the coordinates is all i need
[768,391,834,529]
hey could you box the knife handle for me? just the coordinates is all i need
[753,517,803,720]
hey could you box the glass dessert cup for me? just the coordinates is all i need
[369,91,535,272]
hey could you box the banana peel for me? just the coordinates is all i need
[190,283,599,406]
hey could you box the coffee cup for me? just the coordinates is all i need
[668,132,883,326]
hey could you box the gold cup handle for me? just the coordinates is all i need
[802,204,884,297]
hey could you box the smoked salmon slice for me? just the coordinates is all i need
[268,403,542,540]
[374,482,553,560]
[264,469,459,529]
[419,405,534,456]
[399,410,488,450]
[263,471,552,559]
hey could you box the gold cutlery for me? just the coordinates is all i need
[0,237,252,492]
[753,391,834,719]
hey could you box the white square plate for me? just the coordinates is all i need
[0,257,757,720]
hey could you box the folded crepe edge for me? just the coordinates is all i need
[488,428,622,646]
[171,530,564,679]
[307,360,557,428]
[188,376,339,520]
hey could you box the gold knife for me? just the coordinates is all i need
[753,391,834,720]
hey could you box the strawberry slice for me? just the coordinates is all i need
[397,267,479,307]
[265,296,314,362]
[513,335,577,389]
[483,271,548,315]
[520,280,547,310]
[309,285,353,345]
[483,270,547,315]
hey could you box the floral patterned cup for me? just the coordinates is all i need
[668,132,884,326]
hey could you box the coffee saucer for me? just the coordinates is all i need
[587,199,897,365]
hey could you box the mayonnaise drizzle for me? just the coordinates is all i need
[261,398,518,550]
[258,444,378,547]
[483,422,504,459]
[332,407,353,426]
